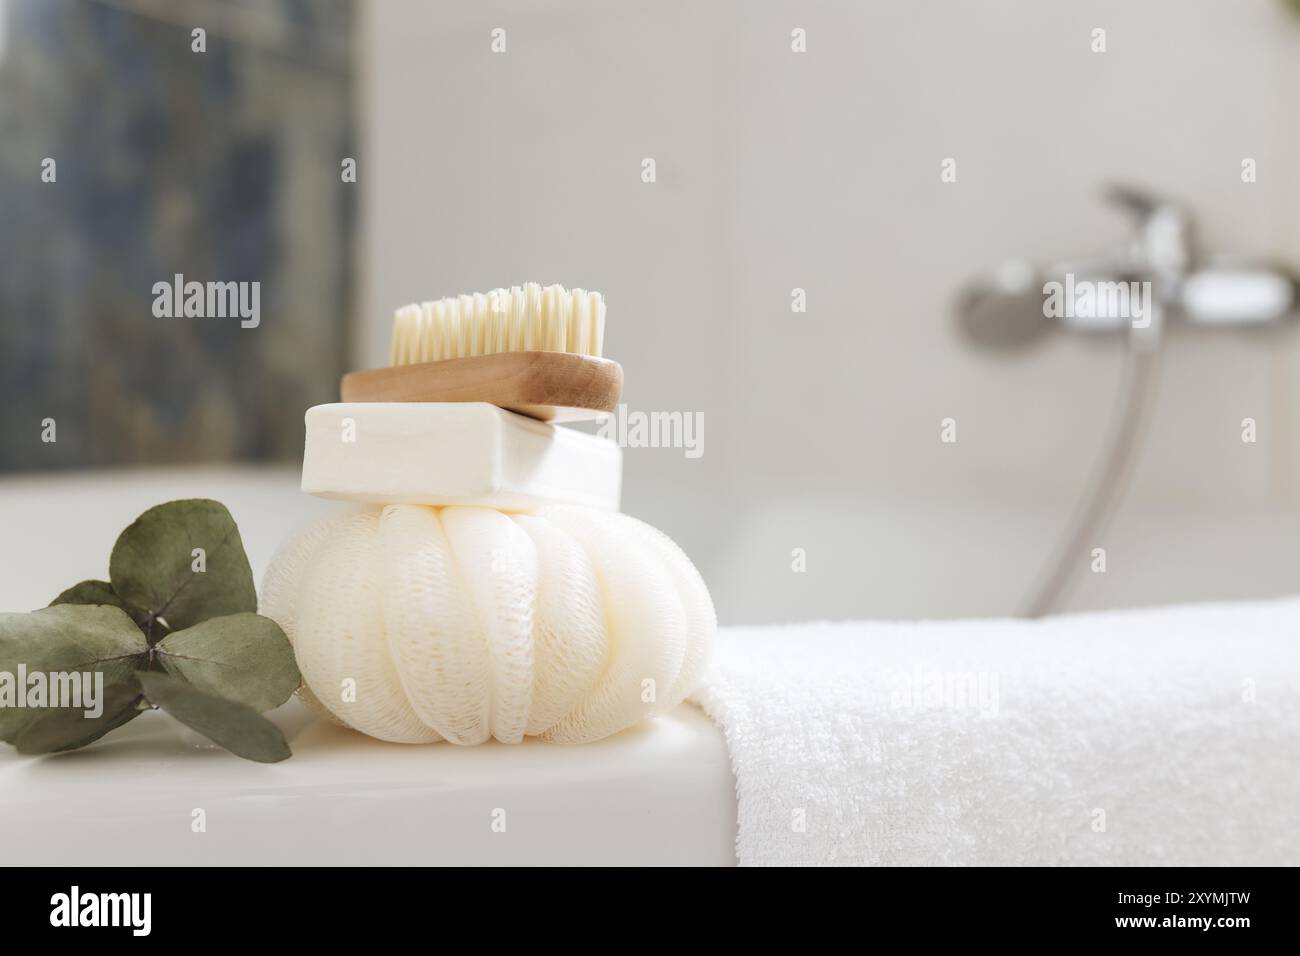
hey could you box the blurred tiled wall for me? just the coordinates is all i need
[0,0,356,470]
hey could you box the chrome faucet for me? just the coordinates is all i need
[954,185,1300,617]
[956,184,1299,353]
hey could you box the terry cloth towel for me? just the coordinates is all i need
[691,598,1300,866]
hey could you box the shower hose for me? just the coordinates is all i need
[1023,345,1162,618]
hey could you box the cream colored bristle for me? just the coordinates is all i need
[389,283,607,366]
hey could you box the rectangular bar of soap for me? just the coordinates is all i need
[302,403,621,511]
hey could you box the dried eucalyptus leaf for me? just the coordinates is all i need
[0,605,148,744]
[109,499,257,631]
[137,672,291,764]
[14,681,145,755]
[156,612,299,713]
[50,580,128,611]
[50,579,157,637]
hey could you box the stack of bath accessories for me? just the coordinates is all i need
[261,284,716,747]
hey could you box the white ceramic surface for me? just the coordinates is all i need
[0,699,736,866]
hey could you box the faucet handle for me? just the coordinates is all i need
[1103,183,1194,283]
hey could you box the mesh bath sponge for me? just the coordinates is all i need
[261,504,715,745]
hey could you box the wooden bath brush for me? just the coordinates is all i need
[341,284,623,422]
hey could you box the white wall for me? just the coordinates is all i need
[359,0,1300,623]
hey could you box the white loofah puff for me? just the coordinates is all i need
[260,505,715,745]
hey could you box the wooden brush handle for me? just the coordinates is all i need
[340,352,623,423]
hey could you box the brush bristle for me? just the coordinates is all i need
[389,283,606,365]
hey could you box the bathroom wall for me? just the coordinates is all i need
[360,0,1300,622]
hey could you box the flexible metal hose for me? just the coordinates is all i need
[1023,346,1162,618]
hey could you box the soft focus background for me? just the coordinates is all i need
[0,0,355,468]
[5,0,1300,625]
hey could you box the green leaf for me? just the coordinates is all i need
[50,579,161,639]
[0,605,148,744]
[156,613,299,713]
[51,580,129,612]
[137,672,292,764]
[14,680,145,755]
[109,499,257,633]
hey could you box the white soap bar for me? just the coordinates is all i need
[302,403,621,511]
